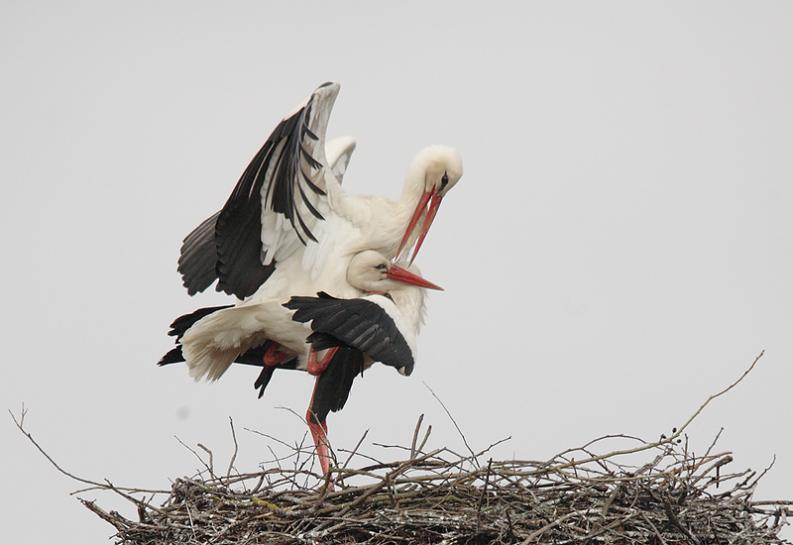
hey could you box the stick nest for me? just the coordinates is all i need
[11,351,791,544]
[80,422,790,545]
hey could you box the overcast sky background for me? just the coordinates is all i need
[2,1,792,542]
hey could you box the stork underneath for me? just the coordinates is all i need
[159,251,439,479]
[177,82,463,306]
[283,251,436,479]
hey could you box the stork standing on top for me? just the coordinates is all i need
[177,82,462,304]
[162,82,462,477]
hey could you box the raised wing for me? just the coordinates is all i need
[177,212,221,295]
[178,136,356,297]
[284,292,415,375]
[176,83,346,299]
[214,82,340,299]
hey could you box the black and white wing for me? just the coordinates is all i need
[177,83,351,299]
[178,136,356,296]
[178,212,221,295]
[284,292,415,376]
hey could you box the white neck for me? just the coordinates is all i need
[390,287,426,337]
[399,156,431,216]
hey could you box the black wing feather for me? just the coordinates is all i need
[178,212,221,295]
[176,84,339,299]
[254,366,275,399]
[301,168,326,195]
[309,347,364,423]
[214,92,326,299]
[298,181,324,220]
[284,294,414,374]
[303,125,319,141]
[158,305,234,366]
[158,313,300,403]
[167,304,234,340]
[158,346,185,366]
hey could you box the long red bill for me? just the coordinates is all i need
[396,189,434,260]
[409,192,443,264]
[387,265,443,290]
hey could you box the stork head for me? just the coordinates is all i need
[397,145,463,263]
[348,250,443,294]
[416,145,463,196]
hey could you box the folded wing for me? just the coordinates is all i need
[309,347,365,423]
[284,292,415,375]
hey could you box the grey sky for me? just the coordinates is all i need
[2,1,791,542]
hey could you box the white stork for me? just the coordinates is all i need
[160,250,440,479]
[162,82,459,477]
[176,82,463,305]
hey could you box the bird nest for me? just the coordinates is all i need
[11,352,792,544]
[80,428,790,545]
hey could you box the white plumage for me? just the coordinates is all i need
[180,251,436,381]
[176,83,462,379]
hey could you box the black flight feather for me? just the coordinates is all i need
[301,168,326,195]
[303,124,319,141]
[308,347,364,424]
[158,346,185,366]
[298,182,324,220]
[254,366,275,399]
[214,91,325,299]
[158,320,299,402]
[180,84,338,300]
[178,211,222,295]
[168,305,234,340]
[284,294,414,374]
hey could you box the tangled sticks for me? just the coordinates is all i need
[82,438,789,545]
[12,351,793,544]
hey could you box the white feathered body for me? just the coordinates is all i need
[181,190,423,382]
[177,83,459,383]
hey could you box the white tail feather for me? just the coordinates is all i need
[180,306,273,382]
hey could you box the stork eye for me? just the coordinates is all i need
[375,263,388,271]
[441,172,449,190]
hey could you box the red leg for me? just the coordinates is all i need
[306,377,334,490]
[263,342,292,367]
[306,347,339,376]
[307,410,332,477]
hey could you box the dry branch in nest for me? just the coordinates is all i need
[11,350,793,544]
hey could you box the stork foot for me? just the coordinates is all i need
[263,342,292,367]
[307,347,339,376]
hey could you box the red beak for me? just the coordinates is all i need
[396,189,434,260]
[386,265,443,290]
[409,191,443,264]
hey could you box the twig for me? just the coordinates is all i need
[196,443,215,478]
[13,349,788,545]
[341,429,369,471]
[477,458,493,528]
[9,408,166,494]
[226,417,239,482]
[539,350,766,474]
[410,414,424,459]
[423,382,479,467]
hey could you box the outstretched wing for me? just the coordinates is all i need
[214,82,341,299]
[284,292,415,375]
[178,212,221,296]
[177,135,356,297]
